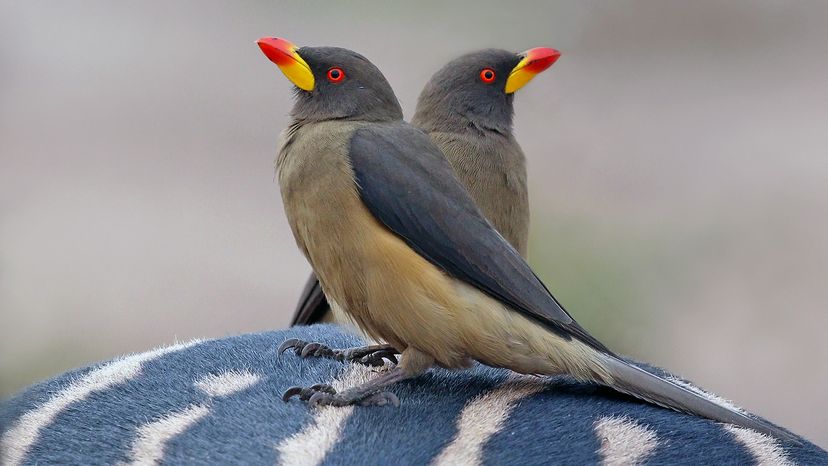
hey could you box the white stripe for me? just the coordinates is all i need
[0,339,202,466]
[122,404,211,466]
[195,370,261,397]
[432,377,545,466]
[275,364,383,466]
[594,415,658,466]
[725,425,796,466]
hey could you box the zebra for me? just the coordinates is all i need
[2,324,825,465]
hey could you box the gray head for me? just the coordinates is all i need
[412,47,560,135]
[257,37,403,124]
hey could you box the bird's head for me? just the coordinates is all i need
[257,37,403,123]
[413,47,560,134]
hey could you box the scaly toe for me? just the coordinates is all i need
[300,342,322,357]
[310,383,336,394]
[312,345,334,358]
[359,391,400,407]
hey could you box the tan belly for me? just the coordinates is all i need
[279,122,603,379]
[344,213,606,380]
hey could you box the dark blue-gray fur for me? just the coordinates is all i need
[1,325,825,465]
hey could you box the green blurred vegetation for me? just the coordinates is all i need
[528,215,657,356]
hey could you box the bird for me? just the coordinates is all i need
[290,47,559,327]
[256,36,797,442]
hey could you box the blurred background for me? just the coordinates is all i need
[1,0,826,446]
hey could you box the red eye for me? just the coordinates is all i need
[327,67,345,83]
[480,68,496,83]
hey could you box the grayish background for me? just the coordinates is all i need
[1,1,826,446]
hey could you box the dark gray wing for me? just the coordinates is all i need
[290,273,331,326]
[348,124,612,354]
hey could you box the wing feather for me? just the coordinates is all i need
[348,124,612,354]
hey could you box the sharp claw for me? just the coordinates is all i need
[301,343,321,358]
[371,352,393,365]
[360,350,398,367]
[278,338,302,354]
[282,386,303,401]
[308,391,332,407]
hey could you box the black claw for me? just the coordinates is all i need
[308,391,334,407]
[278,338,303,355]
[283,383,339,403]
[300,343,321,358]
[361,355,385,367]
[360,350,398,367]
[282,386,304,401]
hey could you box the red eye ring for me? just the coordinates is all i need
[480,68,496,83]
[327,67,345,83]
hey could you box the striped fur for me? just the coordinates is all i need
[1,325,824,465]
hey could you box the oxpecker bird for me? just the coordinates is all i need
[256,37,795,442]
[291,47,560,326]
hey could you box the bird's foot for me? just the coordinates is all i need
[282,383,399,407]
[278,339,398,366]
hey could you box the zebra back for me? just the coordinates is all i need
[2,325,824,465]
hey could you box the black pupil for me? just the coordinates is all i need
[330,69,340,79]
[485,71,493,79]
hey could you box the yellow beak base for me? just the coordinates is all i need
[504,47,561,94]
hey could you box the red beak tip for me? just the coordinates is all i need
[525,47,562,73]
[256,37,300,67]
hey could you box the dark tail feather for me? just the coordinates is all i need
[291,273,330,326]
[601,355,800,444]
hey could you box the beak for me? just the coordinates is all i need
[504,47,561,94]
[256,37,315,91]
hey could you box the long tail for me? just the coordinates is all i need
[599,355,800,444]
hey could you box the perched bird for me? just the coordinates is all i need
[256,37,796,442]
[291,47,559,326]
